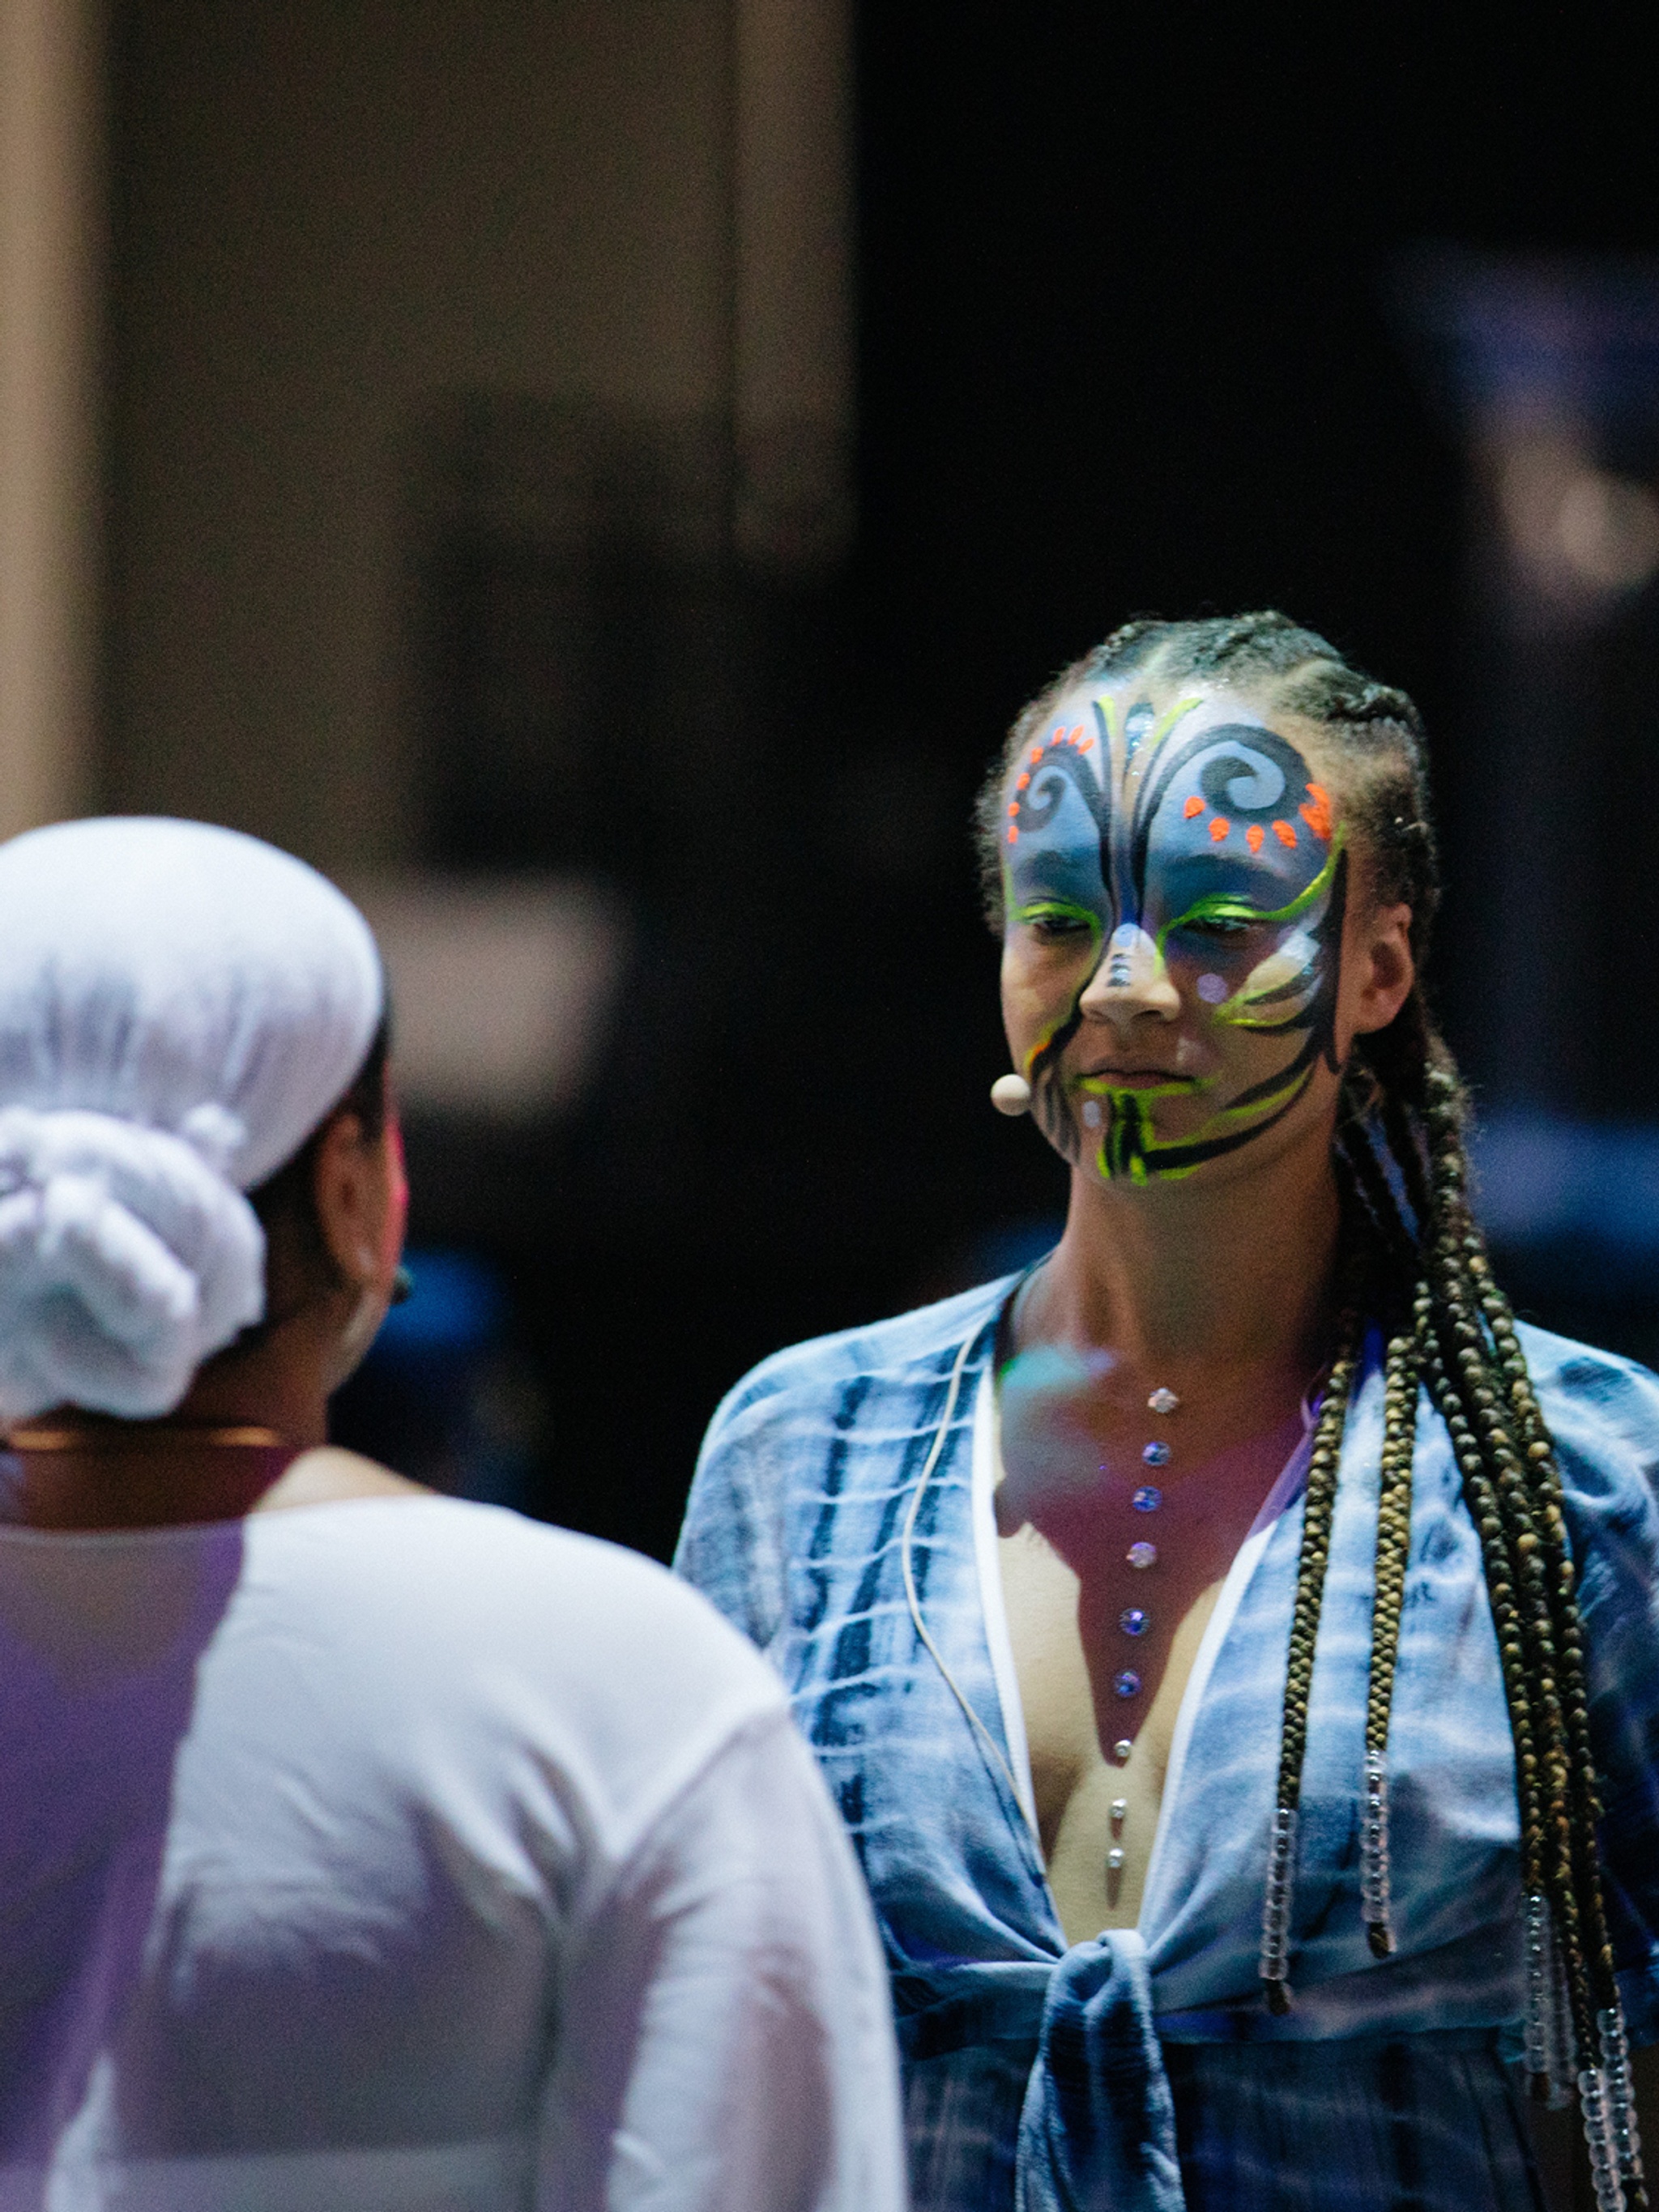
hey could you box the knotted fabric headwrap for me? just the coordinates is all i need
[0,817,384,1421]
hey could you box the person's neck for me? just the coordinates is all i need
[1021,1124,1342,1392]
[168,1344,331,1453]
[2,1338,333,1531]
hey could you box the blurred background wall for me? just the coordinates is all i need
[5,1,1659,1553]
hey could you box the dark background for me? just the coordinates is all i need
[107,3,1659,1557]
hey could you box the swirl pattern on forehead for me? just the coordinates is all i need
[1128,719,1332,920]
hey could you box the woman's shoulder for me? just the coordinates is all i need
[1515,1319,1659,1476]
[245,1494,789,1750]
[678,1277,1015,1639]
[706,1272,1017,1438]
[1510,1321,1659,1588]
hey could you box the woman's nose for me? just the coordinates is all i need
[1077,923,1182,1026]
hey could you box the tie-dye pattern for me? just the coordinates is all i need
[676,1276,1659,2210]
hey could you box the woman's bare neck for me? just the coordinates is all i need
[1017,1123,1342,1391]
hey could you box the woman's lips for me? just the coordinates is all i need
[1077,1068,1195,1092]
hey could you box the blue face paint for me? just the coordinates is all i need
[1002,693,1346,1182]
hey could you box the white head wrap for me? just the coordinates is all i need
[0,817,384,1421]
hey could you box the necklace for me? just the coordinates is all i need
[8,1422,287,1452]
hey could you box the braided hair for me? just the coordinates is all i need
[978,613,1644,2207]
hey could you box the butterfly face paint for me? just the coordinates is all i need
[1000,688,1346,1183]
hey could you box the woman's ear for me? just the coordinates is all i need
[1350,902,1416,1037]
[311,1112,396,1294]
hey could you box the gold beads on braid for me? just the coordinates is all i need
[1362,1313,1423,1958]
[1260,1251,1366,2014]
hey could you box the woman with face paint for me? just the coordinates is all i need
[0,818,904,2212]
[678,613,1659,2212]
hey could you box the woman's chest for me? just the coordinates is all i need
[996,1438,1286,1942]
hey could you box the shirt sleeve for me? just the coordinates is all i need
[534,1707,908,2212]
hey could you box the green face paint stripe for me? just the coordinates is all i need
[1085,1020,1326,1181]
[1095,1060,1320,1182]
[1206,1069,1309,1124]
[1154,825,1346,960]
[1218,1000,1320,1034]
[1012,898,1103,936]
[1146,696,1205,752]
[1222,966,1320,1016]
[1077,1075,1201,1101]
[1216,963,1324,1027]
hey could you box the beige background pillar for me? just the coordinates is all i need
[0,0,99,839]
[732,0,854,571]
[104,0,853,870]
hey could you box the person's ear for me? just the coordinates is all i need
[311,1111,394,1294]
[1350,902,1415,1036]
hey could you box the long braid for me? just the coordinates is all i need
[1260,1220,1367,2014]
[979,612,1644,2204]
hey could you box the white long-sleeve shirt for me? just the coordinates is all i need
[0,1494,906,2212]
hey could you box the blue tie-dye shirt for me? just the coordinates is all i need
[675,1276,1659,2211]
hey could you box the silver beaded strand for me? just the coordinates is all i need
[1358,1751,1392,1954]
[1579,2056,1627,2212]
[1522,1892,1575,2108]
[1597,2003,1646,2208]
[1258,1805,1299,1997]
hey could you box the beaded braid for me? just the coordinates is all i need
[978,612,1648,2206]
[1362,1311,1419,1959]
[1410,1070,1644,2201]
[1260,1232,1366,2014]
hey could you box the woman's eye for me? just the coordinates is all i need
[1026,911,1094,941]
[1181,915,1252,940]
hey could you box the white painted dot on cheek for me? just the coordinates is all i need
[1082,1099,1102,1128]
[1196,973,1229,1005]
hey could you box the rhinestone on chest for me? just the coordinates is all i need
[1120,1387,1178,1574]
[1111,1388,1179,1698]
[1106,1387,1182,1794]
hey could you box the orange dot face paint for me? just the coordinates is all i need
[1299,784,1333,841]
[1247,824,1265,854]
[1183,795,1205,819]
[1209,816,1230,842]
